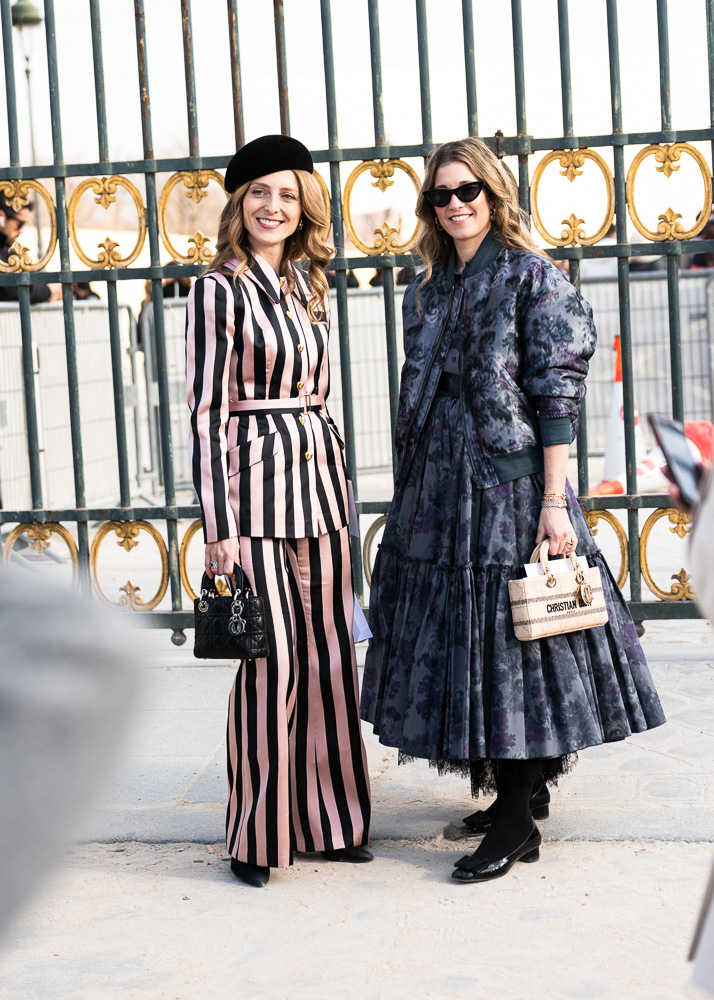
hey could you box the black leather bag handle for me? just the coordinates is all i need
[198,563,252,600]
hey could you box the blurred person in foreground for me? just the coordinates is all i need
[0,569,138,936]
[0,192,61,304]
[666,460,714,997]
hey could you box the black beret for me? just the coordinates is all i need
[224,135,313,194]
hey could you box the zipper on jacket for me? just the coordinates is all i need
[455,292,482,486]
[396,287,456,483]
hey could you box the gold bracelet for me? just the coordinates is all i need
[541,499,568,509]
[542,492,567,500]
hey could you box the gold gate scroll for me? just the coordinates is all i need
[639,507,694,600]
[0,180,58,272]
[2,522,79,584]
[68,176,147,268]
[530,150,615,247]
[343,159,421,255]
[179,519,203,602]
[582,509,628,590]
[89,520,169,610]
[625,143,712,242]
[158,170,227,264]
[178,518,236,600]
[363,514,388,588]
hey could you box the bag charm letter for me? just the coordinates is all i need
[575,569,593,606]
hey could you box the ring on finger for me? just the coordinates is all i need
[210,560,219,571]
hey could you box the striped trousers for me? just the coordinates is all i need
[226,526,371,868]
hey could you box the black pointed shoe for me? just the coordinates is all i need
[461,781,550,835]
[230,858,270,887]
[451,825,542,883]
[322,846,374,863]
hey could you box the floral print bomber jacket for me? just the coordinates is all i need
[394,233,598,489]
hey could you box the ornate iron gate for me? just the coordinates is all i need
[0,0,710,643]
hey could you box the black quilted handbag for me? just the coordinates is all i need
[193,563,271,660]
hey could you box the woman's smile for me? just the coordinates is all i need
[242,169,302,263]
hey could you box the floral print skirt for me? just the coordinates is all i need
[360,376,666,794]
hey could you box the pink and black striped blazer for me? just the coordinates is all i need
[186,253,349,542]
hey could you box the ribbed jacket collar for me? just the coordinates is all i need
[446,227,506,285]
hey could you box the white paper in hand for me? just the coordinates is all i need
[524,554,587,578]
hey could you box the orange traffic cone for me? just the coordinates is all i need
[594,420,714,495]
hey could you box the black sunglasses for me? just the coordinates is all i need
[423,180,486,208]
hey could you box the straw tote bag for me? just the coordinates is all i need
[508,540,608,641]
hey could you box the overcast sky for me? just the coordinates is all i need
[0,0,711,246]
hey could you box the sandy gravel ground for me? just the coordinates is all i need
[0,838,710,1000]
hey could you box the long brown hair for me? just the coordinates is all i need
[415,137,547,300]
[209,169,333,322]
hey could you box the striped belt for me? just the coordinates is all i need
[229,393,325,417]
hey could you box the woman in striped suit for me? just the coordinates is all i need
[186,135,372,888]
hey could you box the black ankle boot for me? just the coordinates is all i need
[230,857,270,887]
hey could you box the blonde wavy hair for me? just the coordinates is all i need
[415,137,546,299]
[209,169,333,322]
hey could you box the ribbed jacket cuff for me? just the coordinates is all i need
[539,415,572,446]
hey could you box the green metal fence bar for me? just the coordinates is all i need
[666,253,685,422]
[7,122,714,182]
[510,0,530,214]
[557,0,574,142]
[89,0,109,161]
[707,0,714,169]
[0,0,20,165]
[415,0,433,145]
[273,0,290,135]
[367,0,386,146]
[18,286,43,508]
[657,0,673,135]
[656,0,685,423]
[134,0,182,623]
[0,489,683,526]
[106,280,132,507]
[227,0,245,149]
[462,0,478,137]
[606,0,642,606]
[320,0,364,598]
[381,263,400,473]
[569,258,592,499]
[1,1,43,510]
[90,2,131,508]
[556,0,590,498]
[181,0,200,157]
[5,240,714,291]
[44,0,91,588]
[367,0,401,474]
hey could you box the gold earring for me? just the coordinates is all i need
[435,219,444,231]
[298,218,304,230]
[490,208,496,221]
